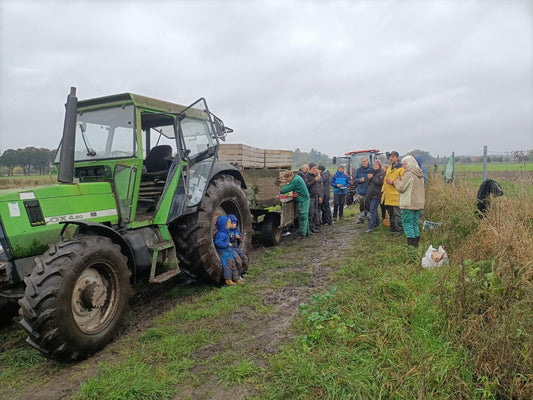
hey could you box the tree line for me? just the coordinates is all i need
[0,147,57,176]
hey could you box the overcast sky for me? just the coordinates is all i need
[1,0,532,158]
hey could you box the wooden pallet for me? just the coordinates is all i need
[219,144,292,169]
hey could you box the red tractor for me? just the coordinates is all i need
[333,149,381,205]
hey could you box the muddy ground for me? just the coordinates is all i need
[0,213,363,400]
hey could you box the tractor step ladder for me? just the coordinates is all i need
[149,241,180,283]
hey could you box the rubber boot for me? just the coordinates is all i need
[414,237,420,248]
[407,238,415,247]
[225,279,236,286]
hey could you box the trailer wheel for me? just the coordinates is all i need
[261,213,282,246]
[0,300,19,327]
[19,236,130,361]
[172,174,252,283]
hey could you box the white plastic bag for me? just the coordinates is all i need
[421,245,449,268]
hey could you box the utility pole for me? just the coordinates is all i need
[483,145,488,181]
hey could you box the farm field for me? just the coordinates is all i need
[453,162,532,172]
[0,165,531,399]
[0,174,56,189]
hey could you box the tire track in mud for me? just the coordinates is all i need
[174,218,361,400]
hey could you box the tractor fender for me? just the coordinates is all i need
[60,221,135,272]
[210,161,246,189]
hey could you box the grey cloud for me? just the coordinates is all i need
[1,0,531,158]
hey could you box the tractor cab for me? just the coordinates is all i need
[53,93,230,226]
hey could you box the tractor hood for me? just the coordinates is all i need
[0,182,119,260]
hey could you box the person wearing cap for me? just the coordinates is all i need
[365,159,386,233]
[381,151,404,235]
[280,169,311,237]
[303,163,322,233]
[318,165,332,225]
[331,165,350,220]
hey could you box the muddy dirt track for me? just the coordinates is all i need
[1,215,362,400]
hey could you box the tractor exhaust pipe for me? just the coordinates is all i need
[58,87,78,184]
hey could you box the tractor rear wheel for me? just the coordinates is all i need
[172,174,252,283]
[19,236,131,361]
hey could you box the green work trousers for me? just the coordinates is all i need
[297,199,311,236]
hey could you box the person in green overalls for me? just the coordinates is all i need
[280,169,311,237]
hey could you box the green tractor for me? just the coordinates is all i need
[0,88,252,361]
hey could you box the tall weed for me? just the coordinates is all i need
[425,177,533,399]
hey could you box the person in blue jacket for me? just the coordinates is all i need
[354,158,371,223]
[214,215,244,285]
[227,214,248,277]
[331,165,350,220]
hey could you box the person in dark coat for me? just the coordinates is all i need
[355,158,371,223]
[318,165,332,225]
[303,163,322,232]
[365,159,385,233]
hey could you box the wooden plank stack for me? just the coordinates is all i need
[219,144,292,169]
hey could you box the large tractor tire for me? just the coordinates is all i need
[172,174,252,283]
[19,236,131,361]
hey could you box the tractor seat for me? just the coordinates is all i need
[141,145,173,181]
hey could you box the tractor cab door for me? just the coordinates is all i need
[180,98,218,207]
[166,98,219,222]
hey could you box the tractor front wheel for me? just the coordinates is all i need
[19,236,131,361]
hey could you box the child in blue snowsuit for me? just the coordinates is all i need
[227,214,249,277]
[214,215,244,285]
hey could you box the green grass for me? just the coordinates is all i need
[259,235,475,399]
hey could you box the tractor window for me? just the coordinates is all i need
[181,119,216,158]
[57,105,136,162]
[140,112,178,158]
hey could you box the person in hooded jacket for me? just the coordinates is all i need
[214,215,244,285]
[228,214,249,277]
[365,159,385,233]
[394,155,425,247]
[331,165,350,220]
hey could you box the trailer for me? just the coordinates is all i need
[218,144,297,245]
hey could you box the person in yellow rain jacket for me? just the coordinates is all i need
[381,151,404,235]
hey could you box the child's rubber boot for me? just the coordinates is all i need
[225,279,236,286]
